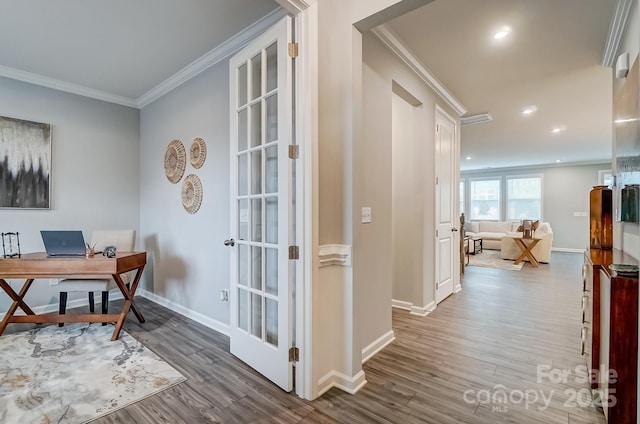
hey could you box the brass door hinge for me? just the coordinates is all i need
[289,245,300,260]
[289,347,299,363]
[288,43,299,58]
[288,145,299,159]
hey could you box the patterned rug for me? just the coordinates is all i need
[467,249,523,271]
[0,323,186,423]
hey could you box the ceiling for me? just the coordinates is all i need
[386,0,618,171]
[0,0,623,171]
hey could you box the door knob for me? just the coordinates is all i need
[452,228,458,232]
[224,238,235,247]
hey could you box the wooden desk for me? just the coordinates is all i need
[0,252,146,340]
[508,236,542,267]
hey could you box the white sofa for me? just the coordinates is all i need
[500,221,554,263]
[464,220,520,251]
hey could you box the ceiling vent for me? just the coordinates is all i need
[460,113,493,126]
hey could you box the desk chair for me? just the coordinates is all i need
[57,230,135,326]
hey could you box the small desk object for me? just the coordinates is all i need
[0,252,146,340]
[509,236,542,267]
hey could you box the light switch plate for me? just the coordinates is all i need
[362,207,372,223]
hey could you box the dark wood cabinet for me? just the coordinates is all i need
[583,248,638,423]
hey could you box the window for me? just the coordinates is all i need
[460,179,465,216]
[507,176,542,220]
[470,179,501,220]
[599,170,613,188]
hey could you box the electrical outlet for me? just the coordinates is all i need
[220,290,229,302]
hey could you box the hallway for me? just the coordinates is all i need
[312,251,606,423]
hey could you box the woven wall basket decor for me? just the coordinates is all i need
[164,139,186,184]
[189,137,207,169]
[182,174,203,214]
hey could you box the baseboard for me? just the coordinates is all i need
[317,369,367,397]
[391,299,412,311]
[411,301,436,317]
[361,330,395,364]
[391,299,436,316]
[20,291,125,316]
[454,283,462,293]
[138,289,230,336]
[551,247,585,253]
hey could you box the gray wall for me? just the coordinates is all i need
[139,61,230,326]
[0,76,140,313]
[462,162,611,250]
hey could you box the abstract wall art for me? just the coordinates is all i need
[0,116,51,209]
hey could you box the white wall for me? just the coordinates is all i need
[615,0,640,261]
[139,62,230,327]
[0,76,140,312]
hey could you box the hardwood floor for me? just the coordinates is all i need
[7,251,607,423]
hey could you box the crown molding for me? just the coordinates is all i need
[0,65,138,108]
[602,0,634,67]
[137,7,288,108]
[318,244,352,267]
[370,25,466,116]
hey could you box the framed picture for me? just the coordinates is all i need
[0,116,52,209]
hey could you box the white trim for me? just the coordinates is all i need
[274,0,315,14]
[137,8,288,108]
[454,283,462,293]
[602,0,634,67]
[361,330,395,364]
[0,65,139,108]
[317,369,367,397]
[370,25,466,116]
[138,289,230,336]
[391,299,436,316]
[551,247,586,254]
[318,244,352,267]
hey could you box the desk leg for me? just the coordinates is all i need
[111,266,146,341]
[0,278,36,336]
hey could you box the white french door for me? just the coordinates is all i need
[228,17,294,391]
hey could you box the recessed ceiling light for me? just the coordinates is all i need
[494,27,511,39]
[522,105,538,115]
[556,159,562,163]
[551,126,566,133]
[466,156,472,160]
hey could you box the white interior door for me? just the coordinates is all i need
[435,107,458,304]
[228,17,293,391]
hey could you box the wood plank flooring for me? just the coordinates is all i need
[5,251,607,423]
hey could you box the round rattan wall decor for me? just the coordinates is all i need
[181,174,203,214]
[164,139,186,184]
[189,137,207,169]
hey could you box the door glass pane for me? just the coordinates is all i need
[266,43,277,93]
[251,199,262,242]
[237,63,247,107]
[265,247,278,296]
[265,94,278,143]
[250,102,262,148]
[265,197,278,244]
[251,246,262,290]
[238,244,248,287]
[238,288,248,332]
[265,146,278,194]
[265,297,278,347]
[251,150,262,194]
[238,199,249,240]
[251,293,263,338]
[238,153,248,196]
[251,53,262,101]
[238,108,248,151]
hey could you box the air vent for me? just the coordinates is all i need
[460,113,493,126]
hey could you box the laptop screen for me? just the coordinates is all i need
[40,230,86,256]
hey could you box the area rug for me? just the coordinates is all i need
[0,323,186,423]
[467,249,523,271]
